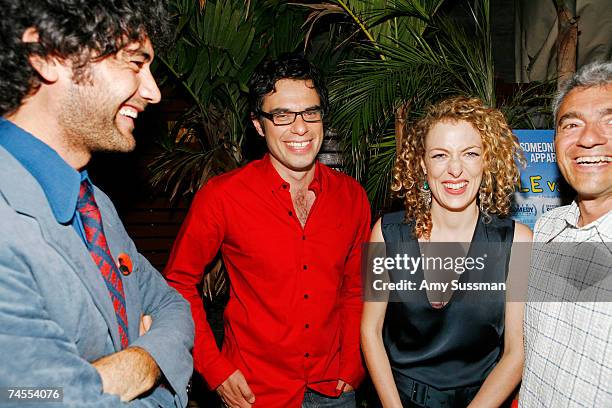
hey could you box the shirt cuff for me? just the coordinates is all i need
[196,353,236,390]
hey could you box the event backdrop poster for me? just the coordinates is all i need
[511,129,568,229]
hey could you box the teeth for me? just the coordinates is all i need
[576,156,610,164]
[287,141,310,148]
[119,106,138,119]
[443,182,467,189]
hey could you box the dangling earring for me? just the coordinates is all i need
[478,185,490,222]
[419,180,431,207]
[478,188,485,213]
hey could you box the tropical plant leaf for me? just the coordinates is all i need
[300,0,548,209]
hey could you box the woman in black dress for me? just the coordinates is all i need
[361,96,532,408]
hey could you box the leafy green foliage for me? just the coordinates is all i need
[153,0,553,213]
[295,0,553,210]
[151,0,307,201]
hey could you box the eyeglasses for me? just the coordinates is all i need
[258,109,324,126]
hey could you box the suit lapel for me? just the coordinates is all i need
[0,147,123,351]
[41,220,124,351]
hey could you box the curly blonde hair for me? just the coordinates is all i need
[391,96,525,239]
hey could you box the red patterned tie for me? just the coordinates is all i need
[77,180,129,348]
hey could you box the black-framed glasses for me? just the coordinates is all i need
[258,109,324,126]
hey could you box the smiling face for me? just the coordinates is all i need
[58,38,161,154]
[252,79,324,181]
[555,84,612,201]
[421,120,485,213]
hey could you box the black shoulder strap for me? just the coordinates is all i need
[381,212,414,243]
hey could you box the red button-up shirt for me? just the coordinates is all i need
[164,154,370,407]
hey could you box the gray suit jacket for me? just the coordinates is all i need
[0,146,194,407]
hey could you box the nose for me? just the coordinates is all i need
[139,66,162,105]
[576,120,609,148]
[290,114,308,135]
[447,157,463,178]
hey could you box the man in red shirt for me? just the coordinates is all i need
[164,54,371,408]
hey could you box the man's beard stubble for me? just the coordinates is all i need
[58,82,136,156]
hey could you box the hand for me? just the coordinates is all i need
[336,379,354,393]
[92,347,160,401]
[216,369,255,408]
[139,314,152,336]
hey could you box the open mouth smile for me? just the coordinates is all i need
[119,106,139,119]
[575,156,611,166]
[284,140,313,153]
[442,181,469,195]
[286,141,310,148]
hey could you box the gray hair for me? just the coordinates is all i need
[553,60,612,122]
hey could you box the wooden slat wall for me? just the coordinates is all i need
[120,199,188,270]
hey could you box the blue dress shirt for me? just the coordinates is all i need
[0,118,89,242]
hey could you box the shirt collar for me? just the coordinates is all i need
[0,118,82,224]
[564,200,611,231]
[261,153,324,194]
[561,201,581,227]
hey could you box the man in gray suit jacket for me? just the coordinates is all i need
[0,1,194,406]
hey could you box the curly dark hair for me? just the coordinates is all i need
[248,53,329,118]
[0,0,171,116]
[392,96,526,239]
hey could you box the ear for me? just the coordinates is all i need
[22,27,61,83]
[252,115,265,138]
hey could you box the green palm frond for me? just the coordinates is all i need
[317,0,531,208]
[149,105,243,201]
[365,132,397,211]
[430,10,494,105]
[328,36,457,180]
[500,80,555,129]
[294,0,447,52]
[152,0,301,205]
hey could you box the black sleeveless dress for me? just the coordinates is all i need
[380,211,515,408]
